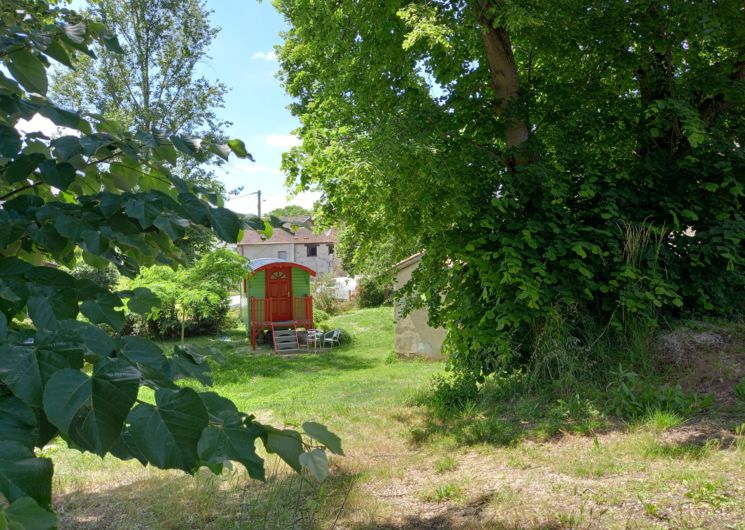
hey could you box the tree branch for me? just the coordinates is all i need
[698,59,745,125]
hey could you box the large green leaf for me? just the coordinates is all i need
[79,291,124,330]
[208,207,241,243]
[170,345,211,386]
[299,448,329,482]
[196,393,264,480]
[120,336,174,388]
[6,50,48,94]
[227,139,253,160]
[125,287,161,315]
[302,422,344,455]
[42,360,139,455]
[0,125,21,157]
[2,496,57,530]
[38,160,76,190]
[0,441,53,507]
[26,297,57,331]
[0,345,42,407]
[264,428,304,473]
[127,388,209,472]
[0,396,37,449]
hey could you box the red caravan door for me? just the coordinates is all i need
[266,267,292,321]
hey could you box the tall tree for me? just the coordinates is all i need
[276,0,745,374]
[50,0,232,261]
[0,2,339,526]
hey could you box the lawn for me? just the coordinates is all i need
[49,308,745,529]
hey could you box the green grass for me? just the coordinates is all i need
[49,308,745,529]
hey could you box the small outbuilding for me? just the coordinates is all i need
[240,258,316,349]
[393,253,446,360]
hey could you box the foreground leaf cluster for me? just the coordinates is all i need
[0,3,340,527]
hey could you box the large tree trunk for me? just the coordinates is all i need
[475,0,531,170]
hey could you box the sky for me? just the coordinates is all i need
[48,0,318,216]
[195,0,319,215]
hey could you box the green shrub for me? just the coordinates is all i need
[605,365,710,418]
[429,371,480,415]
[357,277,389,308]
[126,249,246,339]
[312,273,341,314]
[313,307,330,323]
[735,377,745,401]
[70,261,120,291]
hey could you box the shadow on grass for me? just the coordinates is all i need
[212,343,379,385]
[55,464,360,530]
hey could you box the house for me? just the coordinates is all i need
[393,253,446,360]
[239,258,316,349]
[236,216,341,275]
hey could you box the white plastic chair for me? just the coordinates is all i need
[322,329,341,349]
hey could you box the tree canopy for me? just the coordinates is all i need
[277,0,745,374]
[267,204,312,218]
[0,2,339,526]
[50,0,233,261]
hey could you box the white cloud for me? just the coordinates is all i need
[266,134,302,148]
[251,51,276,61]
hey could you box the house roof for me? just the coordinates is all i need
[238,217,337,245]
[393,252,424,271]
[245,258,317,277]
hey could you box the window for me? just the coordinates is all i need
[306,244,318,257]
[327,244,335,254]
[278,250,287,260]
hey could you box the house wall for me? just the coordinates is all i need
[238,242,338,275]
[243,271,266,330]
[393,260,446,360]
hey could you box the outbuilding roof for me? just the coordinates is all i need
[244,258,317,276]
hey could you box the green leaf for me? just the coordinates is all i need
[197,393,264,480]
[0,345,42,407]
[26,297,57,331]
[127,388,209,472]
[2,154,45,185]
[209,207,241,243]
[170,135,199,155]
[109,163,140,191]
[6,50,48,95]
[264,428,303,472]
[0,441,53,506]
[120,336,174,388]
[126,287,161,315]
[3,496,58,530]
[0,125,21,157]
[302,422,344,455]
[171,346,212,386]
[43,360,139,455]
[80,291,125,330]
[43,39,74,68]
[227,139,253,161]
[50,136,82,162]
[0,397,37,449]
[39,160,76,190]
[63,22,86,44]
[299,448,329,482]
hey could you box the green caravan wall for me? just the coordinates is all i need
[292,269,311,296]
[244,271,266,332]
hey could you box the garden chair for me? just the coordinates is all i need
[306,329,322,352]
[322,329,341,349]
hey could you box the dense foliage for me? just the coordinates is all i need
[267,204,312,218]
[127,248,245,339]
[0,3,339,527]
[276,0,745,375]
[50,0,234,262]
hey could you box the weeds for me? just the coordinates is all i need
[434,456,458,474]
[420,483,464,503]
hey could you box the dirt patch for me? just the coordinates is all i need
[654,325,745,402]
